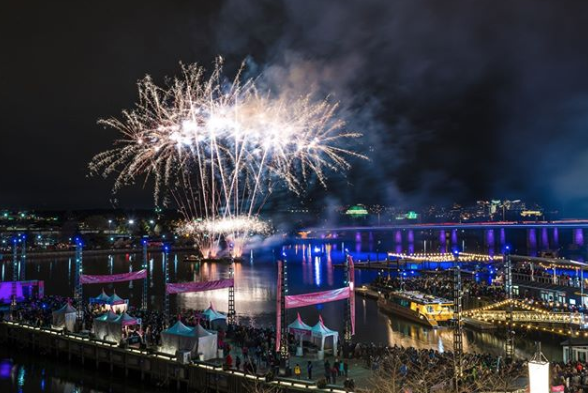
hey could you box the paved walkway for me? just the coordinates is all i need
[222,343,375,389]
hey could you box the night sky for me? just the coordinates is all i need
[2,0,588,214]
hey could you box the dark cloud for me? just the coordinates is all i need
[216,0,588,213]
[1,0,588,214]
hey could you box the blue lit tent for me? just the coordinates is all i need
[89,289,110,304]
[202,302,227,330]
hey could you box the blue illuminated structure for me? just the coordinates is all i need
[142,239,148,310]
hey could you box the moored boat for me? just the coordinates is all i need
[377,290,453,328]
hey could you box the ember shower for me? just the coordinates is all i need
[90,58,364,257]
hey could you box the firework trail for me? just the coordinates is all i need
[90,58,364,256]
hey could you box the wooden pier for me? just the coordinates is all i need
[0,321,351,393]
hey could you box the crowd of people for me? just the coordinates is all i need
[370,274,506,304]
[12,286,587,391]
[551,360,588,393]
[512,265,585,288]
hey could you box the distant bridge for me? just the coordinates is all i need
[302,220,588,233]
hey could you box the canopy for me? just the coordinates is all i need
[89,290,128,313]
[193,324,218,361]
[93,310,122,342]
[92,311,141,342]
[51,304,77,332]
[202,303,227,330]
[310,316,339,352]
[108,292,126,305]
[161,321,218,361]
[114,312,140,327]
[90,289,110,304]
[202,303,227,322]
[288,313,312,336]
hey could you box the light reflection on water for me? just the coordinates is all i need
[1,241,562,362]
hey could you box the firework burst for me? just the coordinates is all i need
[90,58,364,253]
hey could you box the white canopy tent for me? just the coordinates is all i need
[92,310,121,342]
[202,303,227,330]
[193,324,218,361]
[311,316,339,355]
[93,311,141,343]
[161,321,218,361]
[51,304,77,332]
[288,313,312,356]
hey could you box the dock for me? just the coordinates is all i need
[0,321,353,393]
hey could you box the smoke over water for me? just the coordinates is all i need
[215,0,588,214]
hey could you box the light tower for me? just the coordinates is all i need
[10,238,18,317]
[504,246,515,360]
[163,246,170,323]
[12,237,18,282]
[343,250,353,345]
[452,249,463,391]
[278,252,290,373]
[20,235,26,281]
[74,238,84,328]
[141,239,148,310]
[228,257,236,325]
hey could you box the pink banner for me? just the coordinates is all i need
[285,287,350,309]
[275,260,282,353]
[348,255,356,335]
[80,269,147,284]
[166,278,234,294]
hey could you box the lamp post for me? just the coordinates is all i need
[452,249,463,392]
[74,239,84,330]
[504,246,515,361]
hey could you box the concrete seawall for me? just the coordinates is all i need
[0,321,351,393]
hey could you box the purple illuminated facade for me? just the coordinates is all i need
[439,230,447,253]
[500,228,506,245]
[528,229,537,256]
[575,229,585,247]
[395,230,402,244]
[552,228,559,246]
[486,229,495,247]
[408,230,414,243]
[541,227,549,249]
[451,229,458,245]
